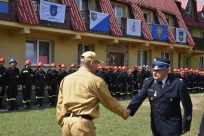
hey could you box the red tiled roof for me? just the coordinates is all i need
[130,1,153,40]
[99,0,123,36]
[196,1,204,21]
[62,0,86,31]
[16,0,38,25]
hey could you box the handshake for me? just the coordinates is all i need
[123,109,131,120]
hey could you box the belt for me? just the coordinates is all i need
[65,113,92,120]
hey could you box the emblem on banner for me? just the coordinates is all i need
[50,5,57,16]
[91,12,97,21]
[179,31,183,41]
[157,26,163,38]
[131,22,136,32]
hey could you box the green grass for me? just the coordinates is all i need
[0,94,204,136]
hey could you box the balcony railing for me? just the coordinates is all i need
[32,0,71,29]
[193,37,204,51]
[80,10,110,35]
[120,17,143,39]
[0,0,18,22]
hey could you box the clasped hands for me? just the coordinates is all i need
[123,109,131,120]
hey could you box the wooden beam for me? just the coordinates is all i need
[99,39,118,45]
[61,34,81,41]
[9,27,30,36]
[131,43,149,49]
[155,46,173,50]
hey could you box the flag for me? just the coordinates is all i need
[176,28,186,43]
[151,24,168,41]
[90,11,110,32]
[0,0,8,13]
[126,18,141,36]
[40,0,66,23]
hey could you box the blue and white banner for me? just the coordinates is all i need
[126,18,141,36]
[0,0,8,13]
[151,24,168,41]
[90,11,110,32]
[176,28,186,43]
[40,0,66,23]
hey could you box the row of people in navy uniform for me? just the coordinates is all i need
[168,68,204,93]
[95,64,204,100]
[95,65,152,100]
[0,57,79,111]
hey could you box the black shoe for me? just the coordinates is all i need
[38,104,42,108]
[24,105,30,109]
[8,106,12,111]
[0,104,5,109]
[14,107,19,110]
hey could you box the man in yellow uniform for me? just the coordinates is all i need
[56,51,128,136]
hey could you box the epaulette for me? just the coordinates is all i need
[144,77,154,82]
[175,78,184,82]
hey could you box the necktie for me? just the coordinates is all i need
[158,81,163,90]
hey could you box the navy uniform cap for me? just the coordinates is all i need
[152,57,170,70]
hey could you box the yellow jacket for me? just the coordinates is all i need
[56,67,126,124]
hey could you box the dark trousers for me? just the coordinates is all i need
[7,81,18,108]
[121,83,127,98]
[113,83,119,98]
[36,83,45,105]
[48,82,57,104]
[0,86,5,107]
[22,81,32,104]
[107,82,113,96]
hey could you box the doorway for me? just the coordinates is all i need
[109,52,124,66]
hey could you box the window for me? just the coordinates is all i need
[188,29,193,36]
[32,1,38,12]
[200,31,204,38]
[137,50,149,66]
[161,52,170,60]
[200,57,204,69]
[143,12,149,23]
[185,0,192,17]
[78,44,92,64]
[184,56,191,68]
[26,40,51,66]
[76,0,90,10]
[112,4,123,26]
[202,8,204,20]
[166,18,170,26]
[77,0,90,20]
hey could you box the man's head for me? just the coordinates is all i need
[80,51,103,74]
[152,57,170,81]
[9,58,17,67]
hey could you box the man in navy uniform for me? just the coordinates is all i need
[126,57,192,136]
[199,113,204,136]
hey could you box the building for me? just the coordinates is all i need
[0,0,196,70]
[175,0,204,70]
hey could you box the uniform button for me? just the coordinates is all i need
[159,116,160,118]
[159,103,161,104]
[159,109,160,111]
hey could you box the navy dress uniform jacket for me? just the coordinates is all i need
[199,113,204,136]
[127,76,192,136]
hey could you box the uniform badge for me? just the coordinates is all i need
[186,116,191,121]
[154,91,157,97]
[170,98,173,101]
[150,97,153,100]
